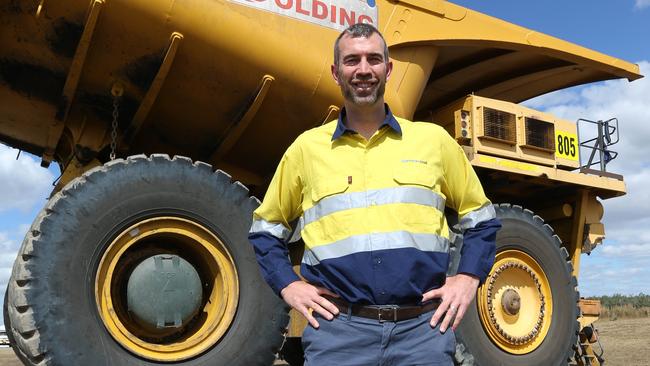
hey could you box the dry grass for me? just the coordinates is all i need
[594,316,650,366]
[601,305,650,320]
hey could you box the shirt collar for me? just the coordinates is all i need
[331,104,402,141]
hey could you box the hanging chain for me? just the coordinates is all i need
[110,91,122,160]
[109,83,124,161]
[110,95,119,160]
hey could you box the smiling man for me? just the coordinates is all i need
[249,23,501,365]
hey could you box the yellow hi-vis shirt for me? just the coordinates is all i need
[250,107,498,305]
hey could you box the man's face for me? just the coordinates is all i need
[332,33,392,106]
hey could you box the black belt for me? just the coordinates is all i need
[326,297,441,322]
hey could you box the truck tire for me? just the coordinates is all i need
[5,154,288,365]
[4,286,31,365]
[454,204,579,366]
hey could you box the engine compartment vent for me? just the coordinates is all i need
[483,107,516,144]
[525,117,555,151]
[429,94,580,169]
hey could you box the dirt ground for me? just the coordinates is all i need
[0,348,290,365]
[0,347,21,366]
[594,317,650,366]
[1,318,648,365]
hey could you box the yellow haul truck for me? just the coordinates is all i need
[0,0,642,365]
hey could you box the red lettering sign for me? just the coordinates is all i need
[233,0,378,31]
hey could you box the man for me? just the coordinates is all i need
[249,23,501,365]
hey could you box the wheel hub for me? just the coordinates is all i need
[501,288,521,316]
[477,250,553,354]
[95,216,239,362]
[127,255,203,333]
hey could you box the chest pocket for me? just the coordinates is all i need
[306,178,351,229]
[393,165,440,225]
[393,164,435,188]
[310,179,349,203]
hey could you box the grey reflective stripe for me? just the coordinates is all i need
[301,231,449,265]
[288,217,303,243]
[302,248,319,266]
[303,186,445,226]
[249,219,292,241]
[459,204,497,230]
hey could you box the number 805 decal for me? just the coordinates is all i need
[555,131,579,161]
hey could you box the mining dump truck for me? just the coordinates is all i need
[0,0,642,365]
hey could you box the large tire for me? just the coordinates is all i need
[4,285,30,365]
[455,204,579,366]
[5,154,288,365]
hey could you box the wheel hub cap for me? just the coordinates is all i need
[501,288,521,316]
[127,255,203,333]
[477,250,553,354]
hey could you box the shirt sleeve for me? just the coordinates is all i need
[248,140,304,295]
[439,130,501,283]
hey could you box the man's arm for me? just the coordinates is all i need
[457,215,501,282]
[423,130,501,332]
[248,229,300,295]
[248,231,339,328]
[248,141,339,328]
[423,218,500,332]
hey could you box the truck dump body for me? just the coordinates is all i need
[0,1,642,365]
[0,0,641,189]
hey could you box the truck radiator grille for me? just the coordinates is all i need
[483,108,516,143]
[525,117,555,150]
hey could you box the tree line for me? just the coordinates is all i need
[588,294,650,309]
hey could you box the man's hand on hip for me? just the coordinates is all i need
[422,273,480,333]
[280,281,340,328]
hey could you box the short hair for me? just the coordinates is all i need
[333,23,389,65]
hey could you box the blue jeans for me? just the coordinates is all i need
[302,309,455,366]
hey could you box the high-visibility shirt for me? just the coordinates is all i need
[249,105,500,305]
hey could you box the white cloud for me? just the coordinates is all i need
[0,231,18,270]
[598,170,650,243]
[528,61,650,296]
[601,243,650,257]
[1,231,19,322]
[0,145,54,213]
[635,0,650,9]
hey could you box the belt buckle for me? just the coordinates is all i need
[377,305,399,323]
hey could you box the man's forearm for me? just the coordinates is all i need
[249,231,301,295]
[456,217,501,283]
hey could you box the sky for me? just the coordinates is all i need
[1,1,649,330]
[450,0,650,297]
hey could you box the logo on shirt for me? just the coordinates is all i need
[401,159,428,165]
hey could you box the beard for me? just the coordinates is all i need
[337,69,386,106]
